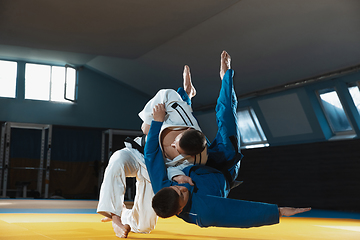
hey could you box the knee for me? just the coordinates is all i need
[107,149,133,168]
[157,89,181,101]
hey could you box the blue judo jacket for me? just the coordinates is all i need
[144,120,279,228]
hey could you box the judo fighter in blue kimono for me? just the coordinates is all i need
[145,51,311,228]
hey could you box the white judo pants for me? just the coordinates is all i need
[97,148,157,233]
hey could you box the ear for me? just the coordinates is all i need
[177,207,184,215]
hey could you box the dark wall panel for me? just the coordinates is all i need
[229,139,360,212]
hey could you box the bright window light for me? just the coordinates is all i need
[318,88,352,133]
[51,66,66,102]
[25,63,51,101]
[0,60,17,98]
[237,107,268,148]
[25,63,76,103]
[348,83,360,116]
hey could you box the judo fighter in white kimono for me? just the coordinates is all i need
[97,65,208,238]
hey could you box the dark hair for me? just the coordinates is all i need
[179,129,206,155]
[152,187,180,218]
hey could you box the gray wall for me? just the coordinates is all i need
[0,62,150,130]
[1,59,360,147]
[196,70,360,147]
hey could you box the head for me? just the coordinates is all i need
[171,128,206,156]
[152,186,189,218]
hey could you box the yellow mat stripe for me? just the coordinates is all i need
[1,214,360,240]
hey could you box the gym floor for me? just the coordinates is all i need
[1,199,360,240]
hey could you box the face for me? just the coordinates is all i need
[171,133,185,155]
[169,185,189,214]
[170,128,191,155]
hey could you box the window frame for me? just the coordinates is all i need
[64,64,78,103]
[347,81,360,116]
[237,106,269,149]
[24,62,78,103]
[316,87,355,137]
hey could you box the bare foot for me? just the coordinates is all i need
[112,221,131,238]
[220,50,231,80]
[111,214,131,238]
[101,217,112,222]
[183,65,196,99]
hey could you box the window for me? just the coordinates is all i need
[0,60,17,98]
[318,88,353,135]
[64,66,77,101]
[237,107,268,148]
[25,63,77,103]
[348,82,360,116]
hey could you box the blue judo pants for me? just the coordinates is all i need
[177,69,243,185]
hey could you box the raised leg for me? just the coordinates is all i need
[220,51,231,80]
[183,65,196,99]
[207,51,243,185]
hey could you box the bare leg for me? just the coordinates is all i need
[111,214,131,238]
[220,50,231,80]
[183,65,196,99]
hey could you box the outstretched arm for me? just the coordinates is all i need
[153,104,194,185]
[144,104,172,193]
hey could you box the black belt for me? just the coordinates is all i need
[124,135,146,154]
